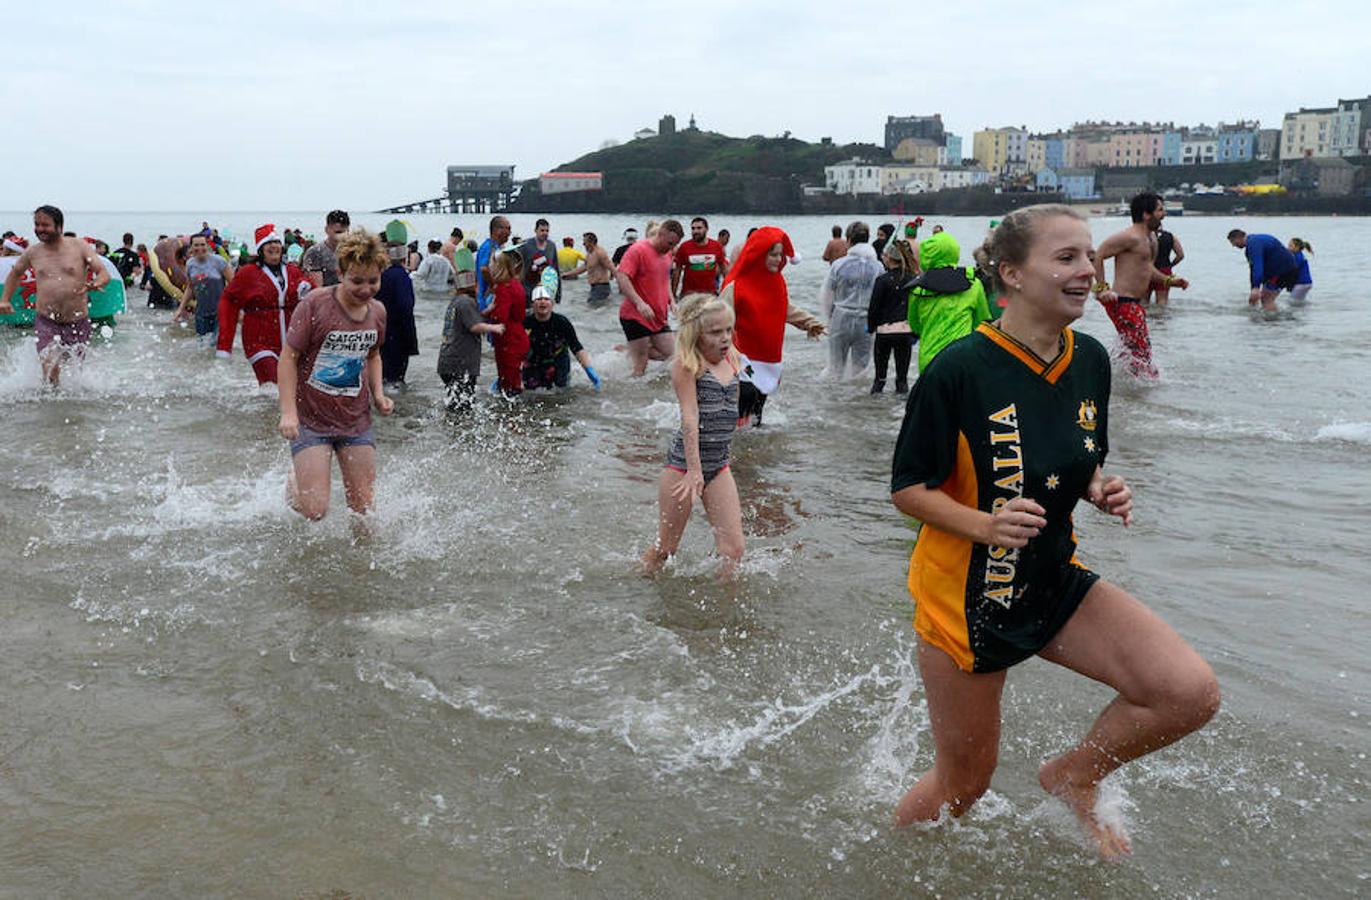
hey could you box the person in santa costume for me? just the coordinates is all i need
[718,226,825,427]
[217,223,311,384]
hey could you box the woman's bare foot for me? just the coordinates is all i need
[1039,755,1132,860]
[640,544,668,573]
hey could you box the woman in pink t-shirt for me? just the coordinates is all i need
[278,229,394,519]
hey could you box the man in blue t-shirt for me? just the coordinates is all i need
[1227,229,1297,314]
[477,215,511,311]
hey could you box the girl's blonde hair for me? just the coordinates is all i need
[335,228,388,274]
[674,292,739,378]
[488,249,523,284]
[1289,237,1313,254]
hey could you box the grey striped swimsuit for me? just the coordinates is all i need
[666,369,739,483]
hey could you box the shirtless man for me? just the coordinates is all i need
[821,225,848,263]
[0,205,109,386]
[440,227,463,268]
[564,232,615,306]
[1091,192,1188,379]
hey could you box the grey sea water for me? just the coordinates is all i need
[1,211,1367,897]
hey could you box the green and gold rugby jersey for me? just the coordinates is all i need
[891,322,1111,672]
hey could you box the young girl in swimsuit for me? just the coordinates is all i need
[642,293,745,576]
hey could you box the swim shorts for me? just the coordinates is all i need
[1100,295,1157,379]
[619,316,671,342]
[588,282,611,305]
[1263,270,1298,292]
[290,424,376,456]
[916,561,1100,673]
[35,315,92,355]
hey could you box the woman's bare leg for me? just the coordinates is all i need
[1036,580,1220,858]
[895,638,1007,827]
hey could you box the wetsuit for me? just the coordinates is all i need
[109,247,141,287]
[666,366,739,483]
[522,312,583,389]
[892,323,1111,673]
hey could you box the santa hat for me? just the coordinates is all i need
[254,223,282,252]
[2,235,28,253]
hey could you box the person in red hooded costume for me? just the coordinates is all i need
[217,224,311,384]
[718,226,825,426]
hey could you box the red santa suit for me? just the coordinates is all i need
[216,225,310,384]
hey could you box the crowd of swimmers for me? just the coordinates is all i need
[14,195,1328,856]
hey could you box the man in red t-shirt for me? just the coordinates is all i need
[616,219,683,376]
[671,216,729,298]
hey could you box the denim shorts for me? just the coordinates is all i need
[290,424,376,456]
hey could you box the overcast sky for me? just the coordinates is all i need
[2,0,1365,212]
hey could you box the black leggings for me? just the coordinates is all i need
[873,333,913,384]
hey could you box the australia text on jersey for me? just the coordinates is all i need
[986,404,1023,610]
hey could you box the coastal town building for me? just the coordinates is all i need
[1331,97,1371,156]
[1160,132,1183,166]
[1282,107,1336,158]
[824,159,883,195]
[935,166,992,190]
[1058,168,1098,200]
[884,114,945,152]
[972,127,1028,174]
[1108,130,1165,167]
[944,134,963,165]
[539,172,603,195]
[1257,129,1281,160]
[892,138,942,166]
[1181,130,1219,165]
[1215,123,1258,162]
[882,164,941,194]
[1280,156,1361,196]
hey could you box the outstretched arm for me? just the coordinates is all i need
[786,302,826,338]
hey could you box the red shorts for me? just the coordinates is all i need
[1100,296,1157,379]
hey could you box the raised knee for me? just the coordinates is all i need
[1167,662,1221,731]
